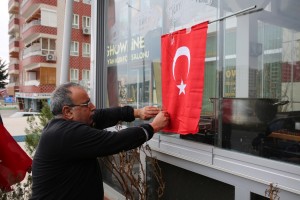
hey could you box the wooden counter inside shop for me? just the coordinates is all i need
[269,130,300,142]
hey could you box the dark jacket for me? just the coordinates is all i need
[30,106,153,200]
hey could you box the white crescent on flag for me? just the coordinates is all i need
[172,46,190,95]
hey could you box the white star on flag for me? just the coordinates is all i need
[177,80,186,95]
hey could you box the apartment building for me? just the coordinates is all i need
[7,0,91,111]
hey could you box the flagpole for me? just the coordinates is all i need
[209,5,257,24]
[169,5,258,34]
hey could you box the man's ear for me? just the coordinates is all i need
[62,106,73,120]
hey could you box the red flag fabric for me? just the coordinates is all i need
[0,115,32,192]
[161,21,208,134]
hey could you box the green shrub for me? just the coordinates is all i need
[24,101,53,155]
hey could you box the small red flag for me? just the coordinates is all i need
[161,21,208,134]
[0,116,32,192]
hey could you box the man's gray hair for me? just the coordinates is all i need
[51,82,85,116]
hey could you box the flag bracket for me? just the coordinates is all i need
[209,5,257,24]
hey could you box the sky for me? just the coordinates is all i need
[0,0,9,64]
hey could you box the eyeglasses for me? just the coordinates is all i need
[67,99,92,108]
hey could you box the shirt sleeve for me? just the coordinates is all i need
[92,106,135,129]
[61,122,154,159]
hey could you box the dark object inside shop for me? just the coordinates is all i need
[181,98,300,165]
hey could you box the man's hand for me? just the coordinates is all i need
[150,111,170,133]
[134,106,160,120]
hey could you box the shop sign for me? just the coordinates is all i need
[107,36,150,65]
[4,97,15,103]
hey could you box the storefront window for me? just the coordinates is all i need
[212,1,300,165]
[104,0,300,175]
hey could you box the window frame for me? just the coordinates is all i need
[82,43,90,57]
[82,69,90,81]
[82,16,91,28]
[70,41,79,56]
[41,38,56,55]
[70,68,79,83]
[72,14,79,29]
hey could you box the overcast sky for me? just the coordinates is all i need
[0,0,9,64]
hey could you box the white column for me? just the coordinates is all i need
[60,0,74,84]
[235,15,250,97]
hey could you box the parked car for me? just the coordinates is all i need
[9,112,40,118]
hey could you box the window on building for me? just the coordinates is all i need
[27,72,36,81]
[72,14,79,29]
[82,69,90,81]
[70,41,79,56]
[82,16,91,28]
[41,38,56,55]
[81,69,90,94]
[82,43,90,57]
[70,69,79,83]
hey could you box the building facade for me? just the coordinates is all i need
[7,0,91,111]
[92,0,300,199]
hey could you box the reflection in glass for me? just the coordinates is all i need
[105,0,300,168]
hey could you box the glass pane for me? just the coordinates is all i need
[213,0,300,165]
[42,38,48,49]
[184,1,300,165]
[104,0,300,169]
[106,0,164,109]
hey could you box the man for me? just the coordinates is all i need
[30,82,169,200]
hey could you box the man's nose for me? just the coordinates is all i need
[89,102,96,110]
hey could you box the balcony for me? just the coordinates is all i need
[23,43,42,58]
[9,52,19,59]
[9,41,19,50]
[22,67,56,88]
[9,37,19,55]
[9,13,19,26]
[24,80,40,86]
[21,0,57,20]
[6,82,20,96]
[9,35,19,44]
[23,43,56,58]
[8,62,19,75]
[22,19,41,32]
[8,18,19,34]
[8,0,20,14]
[22,20,57,44]
[6,82,20,87]
[22,44,56,69]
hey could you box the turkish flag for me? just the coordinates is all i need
[161,21,208,134]
[0,115,32,192]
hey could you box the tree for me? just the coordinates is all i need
[0,59,8,88]
[25,100,53,155]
